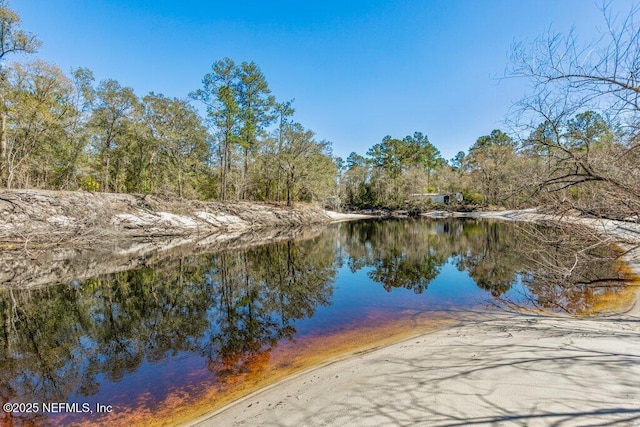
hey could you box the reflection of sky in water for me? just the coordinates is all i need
[292,260,486,337]
[502,274,531,307]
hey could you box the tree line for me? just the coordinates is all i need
[339,3,640,221]
[1,0,638,221]
[0,1,336,206]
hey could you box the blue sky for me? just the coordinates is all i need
[12,0,634,161]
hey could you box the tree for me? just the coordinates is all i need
[342,152,372,207]
[510,3,640,219]
[191,58,241,201]
[520,111,624,215]
[363,132,445,207]
[273,100,295,202]
[366,136,407,206]
[243,100,296,202]
[402,131,443,187]
[0,0,40,187]
[88,79,141,192]
[59,67,95,190]
[142,93,209,197]
[279,122,334,206]
[248,135,277,200]
[3,61,76,188]
[236,61,274,199]
[367,136,404,179]
[467,129,517,205]
[447,151,467,173]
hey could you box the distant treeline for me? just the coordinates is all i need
[0,1,638,220]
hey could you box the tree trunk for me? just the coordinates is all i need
[0,111,6,188]
[276,168,281,202]
[221,136,229,201]
[286,167,294,207]
[225,138,232,200]
[103,153,110,193]
[242,146,249,200]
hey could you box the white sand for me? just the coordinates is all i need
[324,210,375,222]
[189,211,640,427]
[192,312,640,426]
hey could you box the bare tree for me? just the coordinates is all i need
[510,2,640,220]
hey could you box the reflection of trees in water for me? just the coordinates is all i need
[339,219,520,295]
[508,223,630,313]
[0,235,336,422]
[339,219,630,311]
[0,285,87,426]
[449,220,628,308]
[454,221,521,297]
[0,259,214,424]
[0,219,631,424]
[203,237,335,384]
[339,220,452,293]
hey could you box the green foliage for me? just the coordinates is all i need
[341,132,446,209]
[0,45,338,203]
[2,0,639,221]
[0,0,42,186]
[3,61,78,188]
[142,92,209,197]
[190,57,242,201]
[471,129,514,150]
[0,1,40,62]
[79,176,99,192]
[462,190,484,204]
[566,111,612,149]
[465,129,517,205]
[279,122,335,206]
[88,79,141,192]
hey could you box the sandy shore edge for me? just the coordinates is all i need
[188,209,640,426]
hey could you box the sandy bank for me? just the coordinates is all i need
[193,311,640,426]
[190,209,640,427]
[0,189,333,246]
[324,210,375,222]
[0,189,334,289]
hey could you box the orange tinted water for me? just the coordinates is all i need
[70,312,459,427]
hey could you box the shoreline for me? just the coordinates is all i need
[0,189,333,289]
[191,309,640,426]
[188,208,640,427]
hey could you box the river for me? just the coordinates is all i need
[0,218,635,426]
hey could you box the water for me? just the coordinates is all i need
[0,219,634,426]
